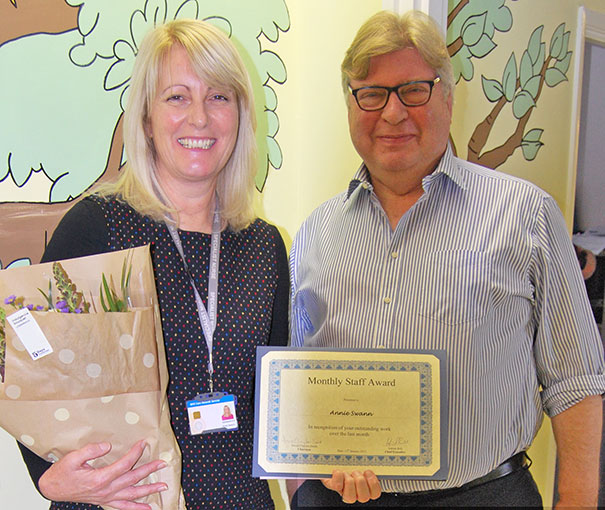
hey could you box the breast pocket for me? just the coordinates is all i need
[418,250,492,325]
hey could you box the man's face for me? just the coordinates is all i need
[347,47,453,185]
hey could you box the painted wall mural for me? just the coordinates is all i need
[0,0,289,269]
[447,0,571,169]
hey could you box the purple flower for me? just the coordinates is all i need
[55,300,67,308]
[26,304,34,310]
[36,305,44,311]
[74,308,82,314]
[4,295,16,305]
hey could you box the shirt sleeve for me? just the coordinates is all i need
[289,218,315,347]
[18,197,111,494]
[268,225,289,347]
[530,196,605,417]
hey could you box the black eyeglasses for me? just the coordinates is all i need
[349,76,441,111]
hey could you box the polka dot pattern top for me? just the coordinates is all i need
[40,195,289,510]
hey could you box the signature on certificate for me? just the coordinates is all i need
[385,437,408,447]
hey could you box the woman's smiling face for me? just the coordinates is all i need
[148,44,239,192]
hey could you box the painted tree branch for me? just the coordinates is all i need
[0,114,124,267]
[448,0,469,28]
[0,0,79,47]
[448,37,464,58]
[467,56,552,169]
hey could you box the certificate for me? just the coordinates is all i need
[253,347,448,479]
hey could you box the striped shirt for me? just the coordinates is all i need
[289,145,605,492]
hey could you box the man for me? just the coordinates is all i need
[289,9,605,508]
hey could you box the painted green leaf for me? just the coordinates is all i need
[524,76,541,99]
[104,41,135,91]
[545,68,567,87]
[492,3,513,32]
[555,52,572,75]
[469,34,496,58]
[461,12,488,47]
[261,50,286,83]
[264,85,277,111]
[549,23,565,59]
[267,136,283,169]
[512,90,536,119]
[519,51,533,89]
[523,128,544,143]
[481,76,504,102]
[452,47,475,82]
[502,53,518,102]
[521,140,544,161]
[266,109,279,137]
[527,26,544,65]
[533,43,546,75]
[559,31,570,60]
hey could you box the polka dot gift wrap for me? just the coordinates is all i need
[0,245,186,510]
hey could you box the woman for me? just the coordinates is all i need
[18,19,288,510]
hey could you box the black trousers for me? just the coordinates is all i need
[290,467,543,508]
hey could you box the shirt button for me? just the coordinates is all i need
[362,182,370,190]
[383,297,392,304]
[391,251,398,259]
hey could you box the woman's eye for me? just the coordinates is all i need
[167,94,183,102]
[211,93,229,102]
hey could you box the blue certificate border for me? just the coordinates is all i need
[253,347,449,480]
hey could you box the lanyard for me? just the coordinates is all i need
[166,204,221,392]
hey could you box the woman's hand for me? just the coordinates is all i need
[38,440,168,510]
[321,469,381,504]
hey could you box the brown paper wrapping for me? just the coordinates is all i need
[0,245,187,510]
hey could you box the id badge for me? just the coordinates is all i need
[186,392,238,435]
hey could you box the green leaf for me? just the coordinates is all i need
[533,43,546,75]
[102,274,117,311]
[559,31,570,60]
[502,53,518,102]
[492,4,513,32]
[37,280,53,310]
[545,68,567,87]
[523,128,544,143]
[512,90,536,119]
[555,52,572,75]
[99,284,109,312]
[519,51,534,89]
[481,76,504,102]
[521,140,544,161]
[549,23,565,59]
[523,76,541,100]
[469,34,496,58]
[527,26,544,65]
[461,13,487,47]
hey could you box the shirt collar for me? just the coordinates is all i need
[422,143,467,191]
[345,143,466,202]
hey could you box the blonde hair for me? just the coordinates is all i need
[341,10,454,98]
[97,19,257,231]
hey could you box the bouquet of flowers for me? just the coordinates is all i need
[0,245,186,510]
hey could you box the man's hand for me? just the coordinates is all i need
[322,469,382,504]
[38,440,168,510]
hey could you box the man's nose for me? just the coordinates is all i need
[381,91,409,124]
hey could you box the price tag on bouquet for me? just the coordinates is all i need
[6,308,53,360]
[186,392,238,435]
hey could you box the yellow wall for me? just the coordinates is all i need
[258,0,382,247]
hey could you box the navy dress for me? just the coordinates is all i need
[19,195,289,509]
